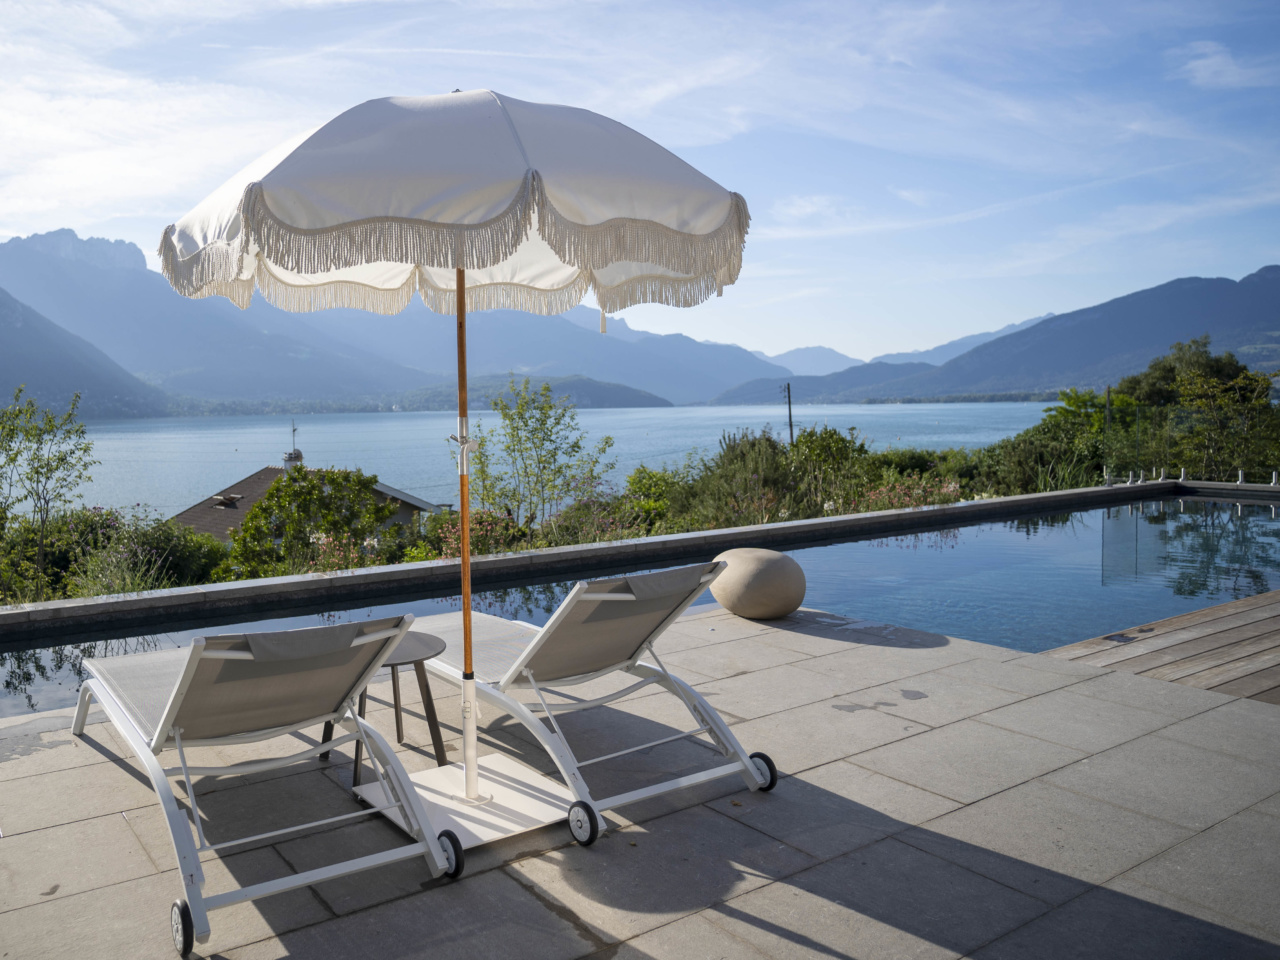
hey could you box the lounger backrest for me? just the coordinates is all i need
[510,562,721,685]
[170,615,409,741]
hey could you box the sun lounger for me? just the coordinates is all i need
[71,615,463,957]
[414,562,777,845]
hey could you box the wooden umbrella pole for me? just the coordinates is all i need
[455,266,480,799]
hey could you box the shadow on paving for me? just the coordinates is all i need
[30,619,1278,960]
[153,694,1277,959]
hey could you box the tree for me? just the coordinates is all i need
[470,378,615,530]
[16,393,96,598]
[1174,367,1279,480]
[221,465,398,579]
[0,387,28,533]
[1115,336,1247,407]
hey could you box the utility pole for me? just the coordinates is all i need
[785,383,794,445]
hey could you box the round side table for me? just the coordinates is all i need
[322,631,449,785]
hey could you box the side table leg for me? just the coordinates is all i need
[414,661,449,768]
[319,721,334,762]
[352,690,369,789]
[391,665,405,743]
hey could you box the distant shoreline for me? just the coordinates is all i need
[77,391,1060,421]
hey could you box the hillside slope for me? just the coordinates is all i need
[0,231,439,403]
[0,288,169,418]
[871,314,1052,365]
[398,374,671,410]
[715,362,937,404]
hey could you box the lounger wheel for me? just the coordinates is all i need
[438,829,465,879]
[749,752,778,791]
[567,801,599,846]
[170,899,193,957]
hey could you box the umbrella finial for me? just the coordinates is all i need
[599,308,606,334]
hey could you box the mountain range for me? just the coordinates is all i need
[870,314,1053,365]
[0,231,784,407]
[3,229,1278,415]
[715,267,1280,404]
[751,346,864,376]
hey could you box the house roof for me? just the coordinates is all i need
[171,466,444,542]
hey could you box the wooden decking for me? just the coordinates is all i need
[1047,589,1280,704]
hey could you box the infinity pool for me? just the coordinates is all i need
[4,498,1278,715]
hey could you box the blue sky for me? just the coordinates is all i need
[2,0,1278,359]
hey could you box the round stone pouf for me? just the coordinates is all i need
[710,548,806,620]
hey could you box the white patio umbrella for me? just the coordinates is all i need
[159,89,749,804]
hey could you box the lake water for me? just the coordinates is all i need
[4,498,1274,716]
[77,402,1049,516]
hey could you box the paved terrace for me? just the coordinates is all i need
[2,605,1279,959]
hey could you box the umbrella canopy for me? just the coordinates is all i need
[159,89,749,802]
[160,89,748,319]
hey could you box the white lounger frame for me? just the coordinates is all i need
[424,565,772,819]
[72,621,453,948]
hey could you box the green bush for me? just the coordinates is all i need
[0,507,226,603]
[219,465,398,579]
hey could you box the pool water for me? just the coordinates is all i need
[791,499,1280,651]
[4,499,1278,716]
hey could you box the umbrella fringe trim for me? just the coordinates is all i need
[158,227,250,302]
[533,173,749,281]
[419,272,590,316]
[252,258,419,314]
[244,176,534,275]
[250,259,590,316]
[595,272,724,314]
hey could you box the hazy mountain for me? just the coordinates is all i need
[561,309,655,343]
[713,267,1280,404]
[398,374,672,410]
[0,230,785,407]
[715,362,937,405]
[297,305,789,405]
[0,230,440,403]
[0,287,169,419]
[871,314,1053,365]
[750,346,864,376]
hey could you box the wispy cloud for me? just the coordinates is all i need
[889,187,936,207]
[1,0,1277,356]
[958,182,1280,279]
[1169,41,1280,89]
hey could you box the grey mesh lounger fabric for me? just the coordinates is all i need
[71,615,461,954]
[414,562,777,837]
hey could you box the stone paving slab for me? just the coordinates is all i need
[841,671,1026,727]
[705,837,1050,960]
[508,805,814,943]
[1115,807,1280,940]
[897,779,1196,906]
[850,718,1087,803]
[1,603,1279,960]
[726,695,929,774]
[704,759,960,859]
[973,687,1176,753]
[1043,733,1280,830]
